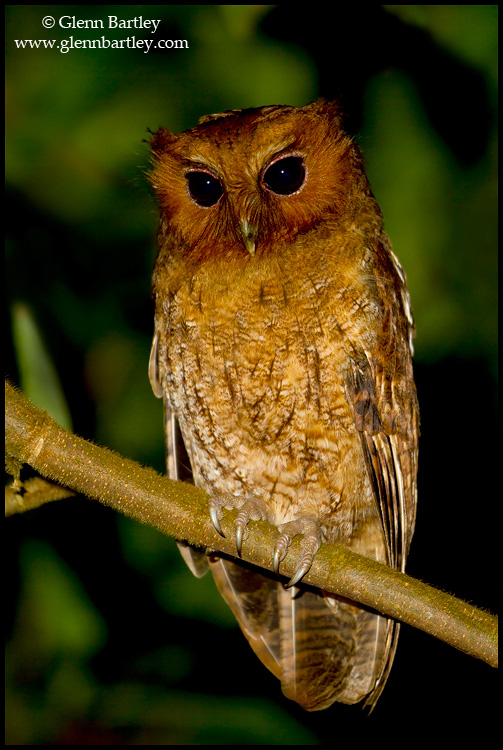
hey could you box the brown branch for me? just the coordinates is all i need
[5,379,498,668]
[5,475,76,514]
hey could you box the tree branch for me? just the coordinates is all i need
[5,379,497,668]
[6,476,76,514]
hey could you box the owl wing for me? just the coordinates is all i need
[149,331,209,578]
[344,238,419,707]
[346,239,419,571]
[209,557,282,678]
[209,557,361,710]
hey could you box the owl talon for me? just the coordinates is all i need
[273,548,281,575]
[209,499,225,537]
[286,561,313,589]
[274,516,322,586]
[234,501,267,554]
[235,522,244,555]
[208,494,267,553]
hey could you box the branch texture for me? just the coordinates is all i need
[5,380,497,668]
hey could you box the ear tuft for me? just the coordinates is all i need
[150,127,176,156]
[306,98,345,128]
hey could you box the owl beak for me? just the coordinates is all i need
[240,219,257,256]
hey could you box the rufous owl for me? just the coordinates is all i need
[148,99,419,711]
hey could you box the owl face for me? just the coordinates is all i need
[149,100,370,261]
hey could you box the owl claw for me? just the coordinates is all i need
[273,516,322,587]
[235,523,243,556]
[209,499,225,537]
[208,494,267,553]
[273,548,281,575]
[286,561,312,589]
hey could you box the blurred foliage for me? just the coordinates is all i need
[5,4,497,746]
[11,302,73,430]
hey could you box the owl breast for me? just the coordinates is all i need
[157,251,385,557]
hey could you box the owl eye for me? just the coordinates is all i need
[186,171,223,207]
[263,156,306,196]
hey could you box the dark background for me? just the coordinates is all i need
[6,5,497,745]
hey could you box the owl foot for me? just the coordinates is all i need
[208,494,268,555]
[273,516,322,588]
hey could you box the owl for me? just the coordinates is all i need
[148,99,419,711]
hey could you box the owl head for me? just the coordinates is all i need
[149,99,376,262]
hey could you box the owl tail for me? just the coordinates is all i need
[209,557,395,710]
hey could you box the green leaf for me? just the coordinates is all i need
[11,302,72,429]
